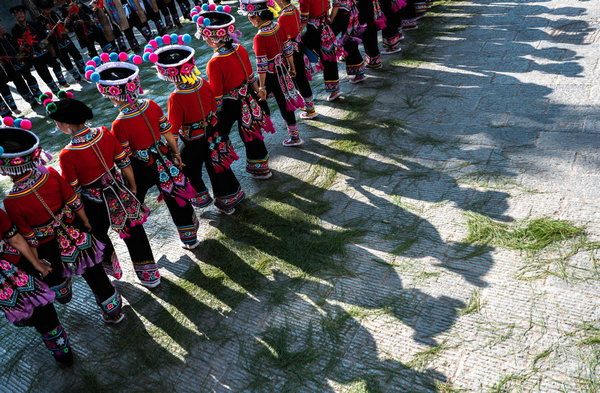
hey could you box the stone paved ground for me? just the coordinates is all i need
[2,0,600,392]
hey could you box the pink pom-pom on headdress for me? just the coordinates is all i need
[21,119,32,130]
[3,117,14,127]
[100,52,110,62]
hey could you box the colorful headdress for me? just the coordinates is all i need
[0,117,53,176]
[238,0,280,17]
[143,34,202,84]
[191,4,241,43]
[85,52,144,103]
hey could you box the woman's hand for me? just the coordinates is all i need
[82,220,92,232]
[34,259,52,278]
[258,89,267,101]
[172,153,185,169]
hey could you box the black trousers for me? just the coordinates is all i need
[302,23,340,91]
[291,46,312,98]
[56,41,84,76]
[217,98,269,163]
[180,134,242,205]
[30,54,62,87]
[132,159,197,244]
[1,62,33,101]
[380,0,402,40]
[330,10,365,73]
[260,72,296,126]
[159,0,182,27]
[83,194,154,265]
[357,0,380,58]
[23,303,59,333]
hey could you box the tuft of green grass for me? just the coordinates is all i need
[464,213,584,251]
[436,380,467,393]
[532,347,553,371]
[489,374,527,393]
[407,341,453,371]
[458,290,485,315]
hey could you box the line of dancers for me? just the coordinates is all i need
[0,0,434,365]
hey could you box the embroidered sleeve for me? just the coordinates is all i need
[158,114,173,135]
[23,231,39,247]
[68,178,81,195]
[120,140,133,158]
[66,193,83,212]
[114,150,130,169]
[256,55,269,74]
[215,96,223,110]
[4,224,19,240]
[0,210,17,239]
[299,0,310,23]
[248,71,257,84]
[282,37,294,58]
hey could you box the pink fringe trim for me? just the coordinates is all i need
[4,286,55,323]
[392,0,407,12]
[173,182,197,207]
[375,16,387,30]
[66,238,106,277]
[262,116,276,134]
[245,126,265,142]
[213,146,240,173]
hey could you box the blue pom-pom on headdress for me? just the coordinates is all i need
[203,18,211,26]
[183,34,192,44]
[109,52,118,61]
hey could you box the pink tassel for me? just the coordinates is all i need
[213,163,225,173]
[392,0,406,11]
[175,182,198,204]
[295,95,305,109]
[262,116,276,134]
[174,196,186,207]
[230,146,240,161]
[285,100,296,111]
[375,16,387,30]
